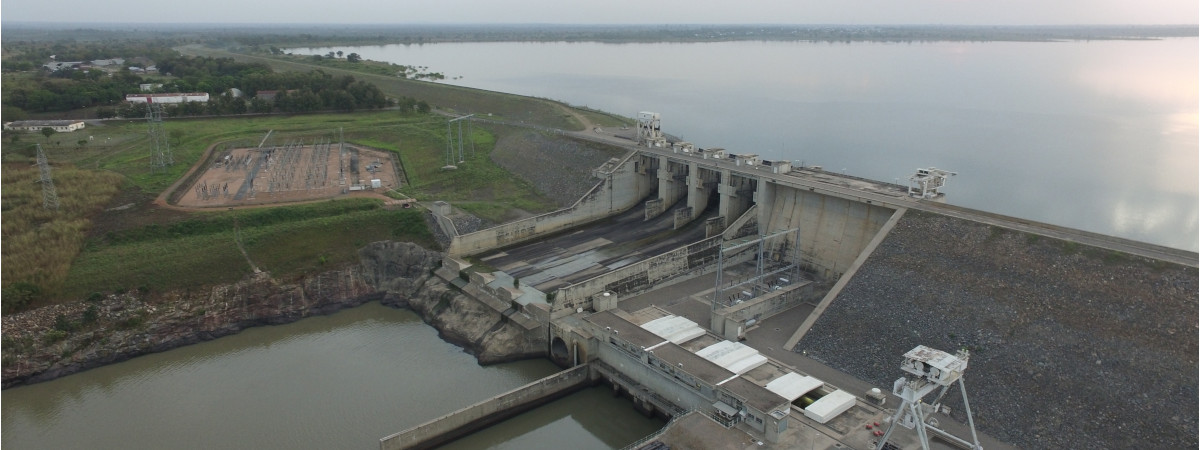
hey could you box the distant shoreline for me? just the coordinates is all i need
[2,23,1195,46]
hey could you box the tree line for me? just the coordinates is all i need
[3,52,419,119]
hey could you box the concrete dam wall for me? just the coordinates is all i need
[758,182,896,280]
[447,151,654,257]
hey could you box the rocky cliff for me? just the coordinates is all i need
[2,241,545,389]
[361,241,546,364]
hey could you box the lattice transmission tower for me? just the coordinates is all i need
[445,114,474,166]
[147,102,174,171]
[36,144,60,210]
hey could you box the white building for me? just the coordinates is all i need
[90,58,126,67]
[139,83,164,92]
[4,120,86,132]
[43,61,83,71]
[125,93,211,104]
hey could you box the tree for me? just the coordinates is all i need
[2,105,28,121]
[170,129,185,146]
[40,127,56,142]
[346,53,362,63]
[336,50,344,58]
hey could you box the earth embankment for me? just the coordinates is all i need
[796,209,1198,449]
[491,130,628,207]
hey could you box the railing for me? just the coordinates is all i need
[619,408,699,450]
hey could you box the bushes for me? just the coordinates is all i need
[104,199,383,244]
[64,204,433,299]
[53,314,76,332]
[42,330,69,345]
[1,164,124,307]
[1,282,41,314]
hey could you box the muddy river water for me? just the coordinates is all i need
[1,303,663,449]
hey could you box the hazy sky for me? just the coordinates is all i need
[2,0,1197,25]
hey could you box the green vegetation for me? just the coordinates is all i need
[2,51,397,119]
[178,45,591,131]
[1,108,558,310]
[32,111,433,193]
[268,51,446,81]
[1,164,124,312]
[2,68,146,115]
[101,199,381,244]
[62,201,433,298]
[0,34,616,315]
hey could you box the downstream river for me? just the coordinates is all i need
[2,303,664,449]
[292,38,1199,252]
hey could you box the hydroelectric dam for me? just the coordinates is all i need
[382,113,1198,450]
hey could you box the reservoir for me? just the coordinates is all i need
[1,303,664,449]
[290,38,1199,252]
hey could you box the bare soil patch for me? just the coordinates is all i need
[176,143,400,208]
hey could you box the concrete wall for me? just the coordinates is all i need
[551,236,722,318]
[595,343,715,412]
[672,207,694,230]
[379,365,590,450]
[784,207,907,350]
[723,205,759,240]
[719,172,756,221]
[648,157,689,220]
[763,185,895,280]
[705,216,727,238]
[448,152,653,257]
[710,282,814,340]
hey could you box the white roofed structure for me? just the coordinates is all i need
[697,341,769,375]
[764,373,824,402]
[803,389,857,424]
[640,315,706,344]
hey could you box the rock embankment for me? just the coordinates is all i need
[796,210,1198,449]
[3,241,544,389]
[361,241,544,364]
[2,267,380,388]
[491,131,626,207]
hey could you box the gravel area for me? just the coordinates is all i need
[423,206,492,248]
[491,131,627,207]
[795,210,1198,449]
[423,212,451,250]
[450,214,490,235]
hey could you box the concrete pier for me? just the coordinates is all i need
[379,364,591,450]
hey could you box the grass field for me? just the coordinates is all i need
[1,163,125,311]
[1,44,629,312]
[1,110,561,310]
[61,199,433,299]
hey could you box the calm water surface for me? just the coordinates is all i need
[1,303,659,449]
[292,39,1199,251]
